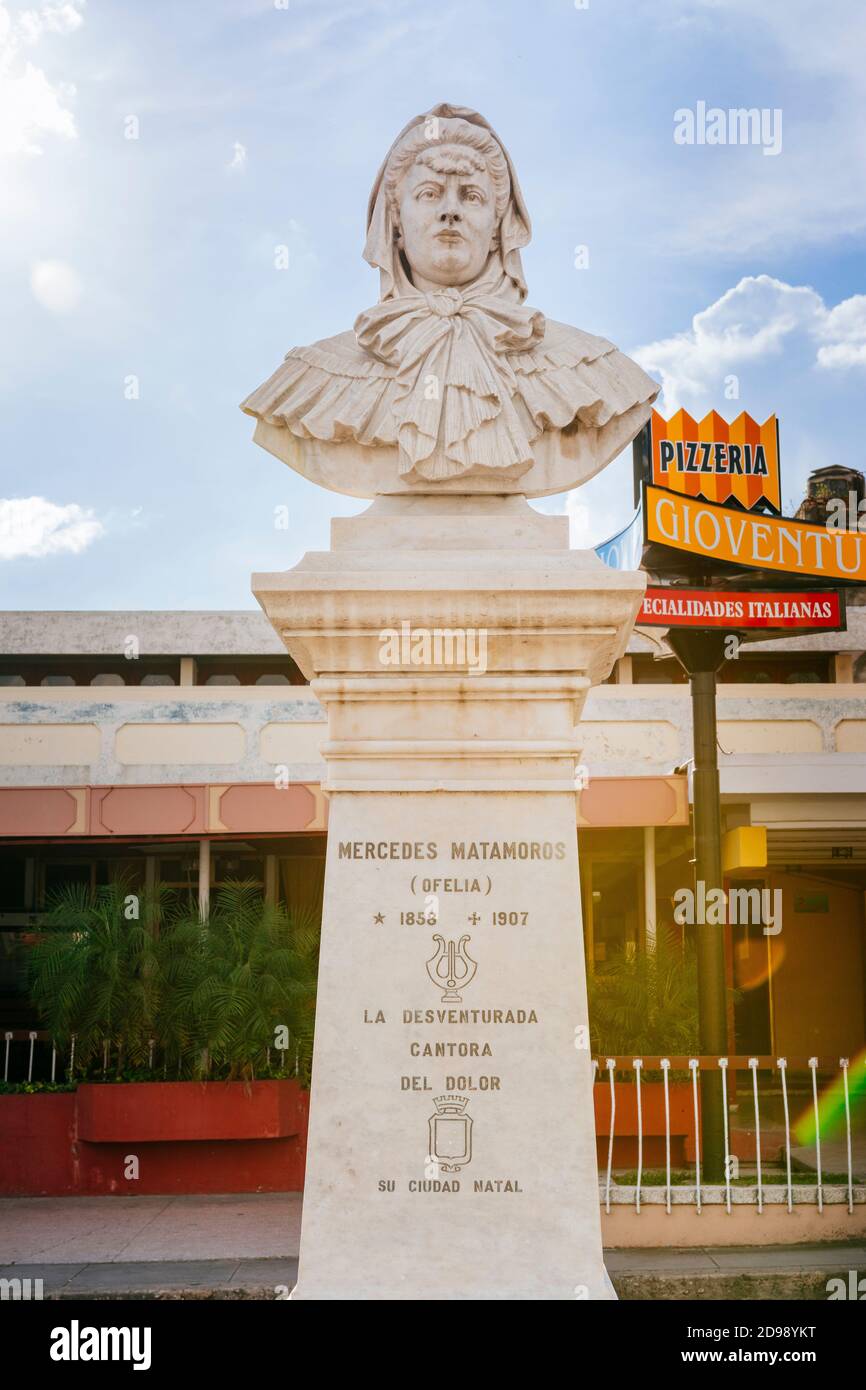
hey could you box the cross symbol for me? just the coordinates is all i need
[468,912,480,925]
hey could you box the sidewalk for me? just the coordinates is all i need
[1,1194,865,1299]
[0,1193,302,1264]
[0,1193,301,1300]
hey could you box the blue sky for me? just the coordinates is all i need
[1,0,864,608]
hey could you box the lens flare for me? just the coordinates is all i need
[793,1050,866,1146]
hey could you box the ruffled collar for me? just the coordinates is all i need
[353,267,546,480]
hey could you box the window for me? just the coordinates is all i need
[43,861,93,899]
[0,857,28,913]
[719,654,831,684]
[213,853,264,886]
[632,656,688,685]
[158,856,198,891]
[195,658,306,685]
[0,659,182,685]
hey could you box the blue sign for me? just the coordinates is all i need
[595,500,643,571]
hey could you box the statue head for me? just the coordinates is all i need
[364,104,532,302]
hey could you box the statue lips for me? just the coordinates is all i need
[433,228,467,263]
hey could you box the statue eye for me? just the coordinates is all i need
[462,188,484,204]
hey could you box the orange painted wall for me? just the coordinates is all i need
[769,872,866,1058]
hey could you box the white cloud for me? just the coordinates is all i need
[226,140,246,173]
[565,495,596,550]
[816,341,866,370]
[30,257,82,310]
[0,1,84,157]
[18,2,83,43]
[560,486,633,552]
[0,496,104,559]
[815,295,866,370]
[634,275,866,410]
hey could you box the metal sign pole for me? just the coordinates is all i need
[666,628,729,1183]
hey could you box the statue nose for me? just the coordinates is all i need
[439,208,462,224]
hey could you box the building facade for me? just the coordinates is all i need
[1,608,865,1069]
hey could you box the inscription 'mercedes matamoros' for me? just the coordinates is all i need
[339,840,567,860]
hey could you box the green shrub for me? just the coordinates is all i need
[27,881,165,1074]
[26,879,319,1086]
[587,935,701,1061]
[158,881,319,1084]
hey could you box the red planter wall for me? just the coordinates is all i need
[80,1137,306,1196]
[0,1081,310,1197]
[593,1081,696,1169]
[2,1081,717,1195]
[0,1093,78,1196]
[77,1081,304,1143]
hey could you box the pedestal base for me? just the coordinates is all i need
[253,493,644,1301]
[291,790,612,1301]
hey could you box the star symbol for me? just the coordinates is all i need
[373,912,385,925]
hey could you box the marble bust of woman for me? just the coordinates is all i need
[242,103,658,499]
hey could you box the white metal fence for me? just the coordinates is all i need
[594,1054,864,1214]
[4,1033,864,1212]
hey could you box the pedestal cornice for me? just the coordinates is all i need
[253,496,645,793]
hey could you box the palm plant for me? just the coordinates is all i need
[27,880,166,1073]
[27,879,321,1085]
[586,933,702,1061]
[157,881,320,1083]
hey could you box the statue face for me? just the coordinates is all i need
[396,146,498,289]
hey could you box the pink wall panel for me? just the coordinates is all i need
[218,782,317,833]
[91,785,206,835]
[0,787,80,836]
[578,776,688,828]
[0,782,325,836]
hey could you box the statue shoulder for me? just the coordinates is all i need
[285,329,394,379]
[240,323,400,447]
[532,318,617,364]
[512,317,658,404]
[241,327,395,424]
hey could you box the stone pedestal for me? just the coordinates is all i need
[253,495,645,1300]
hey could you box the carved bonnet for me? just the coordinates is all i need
[363,102,532,302]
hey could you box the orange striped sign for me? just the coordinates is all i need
[651,409,781,513]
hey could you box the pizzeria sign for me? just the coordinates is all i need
[651,408,781,513]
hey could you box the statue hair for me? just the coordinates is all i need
[383,118,512,225]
